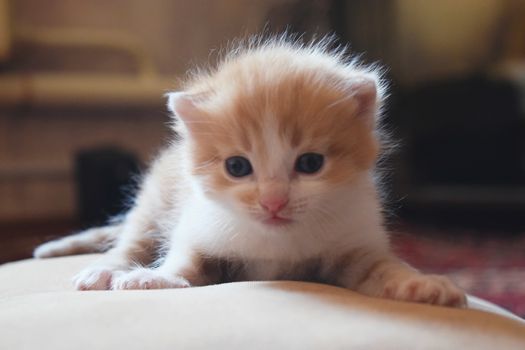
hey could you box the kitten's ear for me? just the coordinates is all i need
[166,91,212,135]
[166,92,201,124]
[349,76,378,127]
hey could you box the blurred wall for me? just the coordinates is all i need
[0,0,521,222]
[0,0,280,222]
[0,0,9,61]
[345,0,510,86]
[12,0,279,75]
[393,0,505,85]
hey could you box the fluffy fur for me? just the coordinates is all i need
[34,35,465,306]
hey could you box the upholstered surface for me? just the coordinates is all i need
[1,255,524,350]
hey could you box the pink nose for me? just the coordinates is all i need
[260,196,289,214]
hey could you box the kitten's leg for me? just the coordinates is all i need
[111,247,211,290]
[74,179,167,290]
[111,190,218,290]
[72,215,160,291]
[34,224,120,258]
[335,250,466,307]
[73,149,188,290]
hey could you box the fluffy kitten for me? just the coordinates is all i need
[34,36,465,307]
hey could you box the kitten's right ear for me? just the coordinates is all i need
[166,92,200,124]
[166,91,210,134]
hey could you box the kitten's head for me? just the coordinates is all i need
[167,38,386,230]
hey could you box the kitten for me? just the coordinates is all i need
[34,36,465,307]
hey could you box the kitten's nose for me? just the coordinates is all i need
[260,196,289,214]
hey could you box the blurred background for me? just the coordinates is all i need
[0,0,524,316]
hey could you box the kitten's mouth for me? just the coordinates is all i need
[263,215,293,226]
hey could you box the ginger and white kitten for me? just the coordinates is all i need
[34,36,465,307]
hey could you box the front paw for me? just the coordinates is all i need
[382,274,466,307]
[73,266,123,291]
[111,268,191,290]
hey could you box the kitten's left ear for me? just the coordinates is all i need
[349,76,379,127]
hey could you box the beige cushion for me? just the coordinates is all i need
[1,254,524,349]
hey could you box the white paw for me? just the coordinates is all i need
[73,266,123,291]
[111,268,190,290]
[382,274,466,307]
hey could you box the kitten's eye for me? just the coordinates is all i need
[295,153,324,174]
[225,156,253,177]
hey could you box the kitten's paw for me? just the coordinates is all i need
[111,268,190,290]
[382,274,466,307]
[73,266,122,291]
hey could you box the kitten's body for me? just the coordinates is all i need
[34,36,465,306]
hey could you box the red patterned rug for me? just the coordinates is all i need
[393,224,525,318]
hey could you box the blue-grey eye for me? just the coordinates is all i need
[295,153,324,174]
[225,156,253,177]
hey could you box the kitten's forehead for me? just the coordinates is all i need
[196,72,360,159]
[219,74,357,152]
[255,114,295,179]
